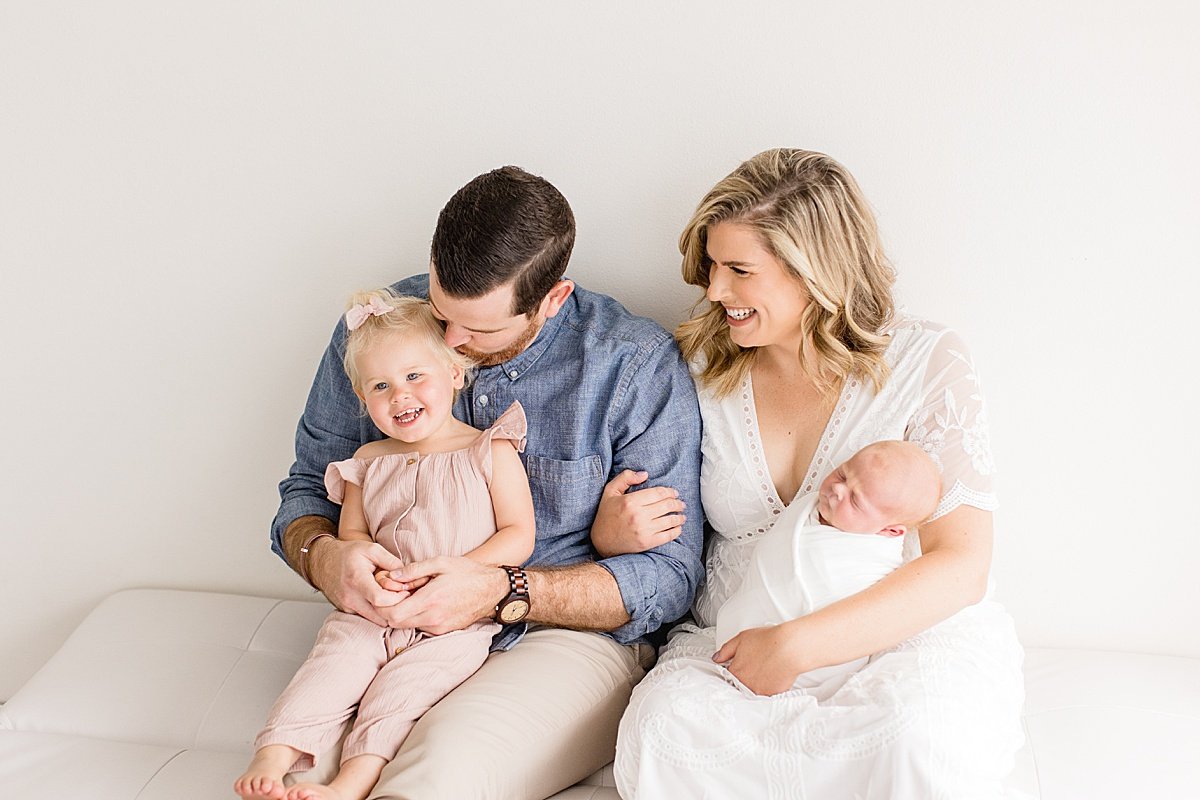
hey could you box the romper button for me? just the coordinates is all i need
[406,457,416,465]
[394,647,404,656]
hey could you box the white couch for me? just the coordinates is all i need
[2,588,1198,799]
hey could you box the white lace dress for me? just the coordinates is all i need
[614,319,1025,800]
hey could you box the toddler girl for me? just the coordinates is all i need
[235,290,535,800]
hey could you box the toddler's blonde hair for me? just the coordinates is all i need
[342,288,474,394]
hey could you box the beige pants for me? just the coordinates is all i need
[297,626,653,799]
[379,628,652,796]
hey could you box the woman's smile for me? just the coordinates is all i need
[705,221,811,352]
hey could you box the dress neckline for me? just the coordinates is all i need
[742,370,861,511]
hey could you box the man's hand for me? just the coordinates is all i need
[381,556,508,634]
[713,624,804,696]
[307,536,408,626]
[590,469,687,557]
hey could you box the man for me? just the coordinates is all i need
[271,166,703,799]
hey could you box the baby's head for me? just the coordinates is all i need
[342,289,474,441]
[816,440,941,537]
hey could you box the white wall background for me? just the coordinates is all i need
[2,0,1197,700]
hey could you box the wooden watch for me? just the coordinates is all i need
[494,565,531,624]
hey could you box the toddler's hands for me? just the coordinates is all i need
[306,536,406,626]
[381,556,502,634]
[374,569,430,593]
[367,570,408,607]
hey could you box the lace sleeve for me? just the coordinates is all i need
[906,328,997,521]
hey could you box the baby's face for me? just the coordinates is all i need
[816,452,905,535]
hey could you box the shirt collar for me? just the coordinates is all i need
[489,286,576,382]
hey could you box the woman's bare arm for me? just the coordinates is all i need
[715,504,993,695]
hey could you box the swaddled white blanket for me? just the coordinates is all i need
[714,494,904,698]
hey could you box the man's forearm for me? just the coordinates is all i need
[525,562,630,631]
[282,514,337,582]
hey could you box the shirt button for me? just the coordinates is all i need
[509,370,519,379]
[406,457,416,465]
[478,395,489,406]
[394,647,404,656]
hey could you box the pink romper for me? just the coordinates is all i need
[254,402,527,770]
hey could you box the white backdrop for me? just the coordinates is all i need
[2,0,1197,700]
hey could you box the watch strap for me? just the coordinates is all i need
[494,565,530,622]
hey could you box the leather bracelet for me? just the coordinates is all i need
[298,532,336,590]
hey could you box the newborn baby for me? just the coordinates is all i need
[714,440,941,698]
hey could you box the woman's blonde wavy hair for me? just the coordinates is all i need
[342,288,474,396]
[676,149,897,398]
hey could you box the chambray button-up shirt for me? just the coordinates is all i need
[272,274,704,647]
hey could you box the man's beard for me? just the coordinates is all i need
[457,315,542,367]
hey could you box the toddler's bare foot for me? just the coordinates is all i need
[235,745,300,800]
[234,776,286,800]
[284,783,345,800]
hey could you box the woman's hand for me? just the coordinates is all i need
[590,469,687,557]
[714,623,805,696]
[714,505,996,698]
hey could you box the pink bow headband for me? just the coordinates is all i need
[345,297,395,331]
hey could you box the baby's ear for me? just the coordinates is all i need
[879,524,907,538]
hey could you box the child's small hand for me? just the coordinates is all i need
[370,571,410,608]
[403,574,431,590]
[374,569,430,593]
[374,568,404,592]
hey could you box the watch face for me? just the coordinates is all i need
[498,598,530,624]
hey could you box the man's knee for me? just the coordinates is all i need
[369,629,647,800]
[369,747,507,800]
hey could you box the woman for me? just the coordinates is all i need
[613,149,1024,799]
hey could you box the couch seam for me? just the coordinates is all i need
[1022,717,1043,798]
[191,600,287,748]
[1023,705,1200,720]
[244,600,289,651]
[132,747,186,800]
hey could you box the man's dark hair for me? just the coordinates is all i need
[430,166,576,316]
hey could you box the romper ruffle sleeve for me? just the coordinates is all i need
[472,401,528,483]
[324,458,369,506]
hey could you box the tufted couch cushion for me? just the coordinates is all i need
[2,589,1198,799]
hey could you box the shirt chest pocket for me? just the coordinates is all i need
[523,454,605,534]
